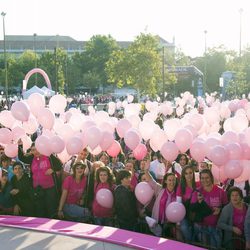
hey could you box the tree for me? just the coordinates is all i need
[83,35,119,90]
[106,33,162,97]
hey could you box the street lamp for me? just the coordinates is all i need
[239,8,243,57]
[204,30,207,91]
[1,12,8,106]
[162,46,165,101]
[33,33,37,84]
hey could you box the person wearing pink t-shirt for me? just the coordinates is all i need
[18,140,62,218]
[144,171,177,238]
[57,162,88,222]
[176,165,197,242]
[92,166,115,226]
[218,186,249,250]
[190,169,228,248]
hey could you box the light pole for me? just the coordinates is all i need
[33,33,37,85]
[162,46,165,101]
[1,12,8,106]
[239,8,243,57]
[204,30,207,92]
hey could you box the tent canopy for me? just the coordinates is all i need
[22,85,45,99]
[41,86,55,97]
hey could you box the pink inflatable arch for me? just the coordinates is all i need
[23,68,52,91]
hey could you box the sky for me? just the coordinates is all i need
[1,0,250,57]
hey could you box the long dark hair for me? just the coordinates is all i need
[180,165,196,195]
[162,173,178,191]
[95,166,115,188]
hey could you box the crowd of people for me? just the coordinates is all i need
[0,91,250,250]
[0,138,249,250]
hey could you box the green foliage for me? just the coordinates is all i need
[106,33,162,97]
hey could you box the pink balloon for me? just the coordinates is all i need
[96,188,114,208]
[190,141,206,162]
[124,129,140,150]
[22,115,39,135]
[161,141,179,162]
[107,140,121,157]
[4,143,18,158]
[57,124,75,142]
[205,137,221,157]
[139,119,156,141]
[204,107,220,126]
[149,129,168,152]
[241,143,250,160]
[35,135,52,156]
[27,93,45,117]
[221,131,238,145]
[235,160,250,183]
[88,145,102,156]
[49,94,67,114]
[57,149,71,164]
[166,202,186,223]
[50,135,65,154]
[85,126,102,150]
[189,114,204,131]
[174,128,193,153]
[133,143,148,160]
[208,145,228,166]
[37,108,55,130]
[225,143,242,160]
[0,128,12,144]
[81,120,96,132]
[228,101,238,112]
[11,101,30,122]
[100,131,114,151]
[11,126,26,142]
[116,119,132,138]
[135,182,154,205]
[0,110,16,128]
[66,136,84,155]
[21,135,32,152]
[224,160,243,179]
[211,165,227,183]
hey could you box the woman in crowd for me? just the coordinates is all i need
[114,169,138,231]
[125,160,138,191]
[10,162,34,216]
[144,170,177,237]
[18,140,62,218]
[218,187,249,250]
[176,165,197,242]
[0,154,13,181]
[58,162,89,222]
[190,169,228,248]
[99,152,110,166]
[0,169,13,214]
[173,153,190,178]
[92,166,115,226]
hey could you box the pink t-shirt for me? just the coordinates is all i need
[191,185,228,227]
[63,176,87,204]
[32,156,54,189]
[130,174,138,191]
[92,182,114,218]
[233,206,247,233]
[176,185,194,202]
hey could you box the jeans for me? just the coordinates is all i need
[180,218,193,242]
[193,224,222,248]
[63,204,91,222]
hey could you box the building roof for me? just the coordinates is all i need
[0,35,175,54]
